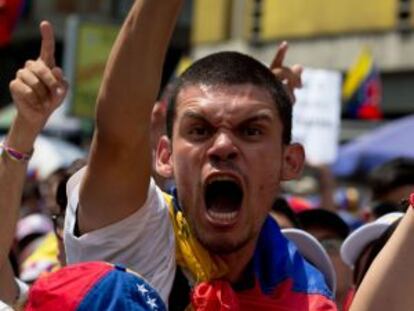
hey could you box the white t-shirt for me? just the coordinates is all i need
[64,168,176,304]
[0,301,13,311]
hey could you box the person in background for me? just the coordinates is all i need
[367,157,414,220]
[14,213,54,281]
[297,209,350,243]
[298,209,352,310]
[270,197,302,229]
[19,179,43,216]
[18,159,87,284]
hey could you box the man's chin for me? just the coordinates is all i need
[194,231,252,255]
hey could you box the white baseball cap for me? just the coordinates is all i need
[340,212,404,268]
[16,213,53,242]
[282,228,336,294]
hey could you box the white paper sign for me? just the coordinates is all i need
[292,68,342,165]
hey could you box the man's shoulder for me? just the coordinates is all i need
[64,176,173,247]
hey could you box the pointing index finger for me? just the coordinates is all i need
[39,21,55,68]
[270,41,288,70]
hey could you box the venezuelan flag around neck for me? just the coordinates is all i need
[165,191,337,310]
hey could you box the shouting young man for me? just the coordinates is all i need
[60,0,336,309]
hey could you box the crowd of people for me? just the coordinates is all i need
[0,0,414,310]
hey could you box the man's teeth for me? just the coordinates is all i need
[207,210,238,223]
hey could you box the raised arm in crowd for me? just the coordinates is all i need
[0,21,67,307]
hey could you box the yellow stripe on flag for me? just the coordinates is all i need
[342,48,373,100]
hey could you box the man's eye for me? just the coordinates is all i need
[241,127,262,137]
[188,126,211,139]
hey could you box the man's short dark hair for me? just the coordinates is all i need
[369,157,414,200]
[166,51,293,144]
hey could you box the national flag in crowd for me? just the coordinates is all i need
[342,48,383,120]
[0,0,24,47]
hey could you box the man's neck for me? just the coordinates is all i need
[219,240,257,283]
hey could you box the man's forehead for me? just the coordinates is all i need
[175,83,277,113]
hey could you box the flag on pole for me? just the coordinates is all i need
[342,48,382,120]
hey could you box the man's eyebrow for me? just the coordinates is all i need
[181,111,209,122]
[240,113,274,124]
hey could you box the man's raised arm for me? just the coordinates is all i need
[78,0,184,233]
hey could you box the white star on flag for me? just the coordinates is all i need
[137,284,149,295]
[146,297,158,309]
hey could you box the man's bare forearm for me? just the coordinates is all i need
[0,118,33,269]
[79,0,184,233]
[96,0,184,144]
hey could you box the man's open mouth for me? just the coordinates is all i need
[204,178,243,225]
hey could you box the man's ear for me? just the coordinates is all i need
[155,136,173,178]
[281,143,305,181]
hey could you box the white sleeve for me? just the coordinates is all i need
[63,167,176,303]
[0,301,14,311]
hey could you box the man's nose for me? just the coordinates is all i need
[207,131,238,162]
